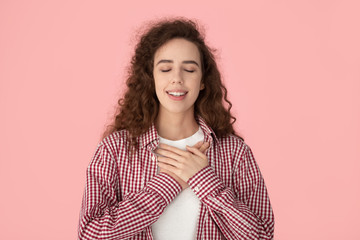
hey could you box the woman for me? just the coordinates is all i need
[78,17,274,240]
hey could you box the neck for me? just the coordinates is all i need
[155,109,199,141]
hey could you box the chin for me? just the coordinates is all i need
[160,105,194,115]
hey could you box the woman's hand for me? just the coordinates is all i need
[154,141,210,189]
[156,141,209,190]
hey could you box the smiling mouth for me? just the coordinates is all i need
[166,91,188,96]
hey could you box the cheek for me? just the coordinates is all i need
[154,78,166,97]
[191,76,203,89]
[155,74,170,87]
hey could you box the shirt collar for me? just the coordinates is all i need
[138,115,219,150]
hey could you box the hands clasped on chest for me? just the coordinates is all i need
[154,141,210,190]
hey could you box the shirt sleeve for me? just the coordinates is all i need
[78,142,182,240]
[187,144,275,240]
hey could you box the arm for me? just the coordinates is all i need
[78,143,182,240]
[187,144,274,240]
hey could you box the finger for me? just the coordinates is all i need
[157,156,181,168]
[158,143,188,157]
[158,162,178,174]
[198,142,210,153]
[191,141,203,149]
[186,145,207,158]
[155,148,183,162]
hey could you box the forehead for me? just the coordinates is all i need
[154,38,201,62]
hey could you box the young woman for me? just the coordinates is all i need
[78,18,274,240]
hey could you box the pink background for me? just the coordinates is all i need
[1,0,359,239]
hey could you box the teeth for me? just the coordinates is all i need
[168,92,186,96]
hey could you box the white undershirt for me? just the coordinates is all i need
[151,126,204,240]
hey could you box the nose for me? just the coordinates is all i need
[171,69,183,84]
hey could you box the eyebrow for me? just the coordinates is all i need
[156,59,200,67]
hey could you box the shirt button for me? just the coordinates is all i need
[194,186,200,192]
[152,156,156,161]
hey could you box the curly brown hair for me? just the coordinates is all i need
[102,17,243,147]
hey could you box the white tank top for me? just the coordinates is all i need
[151,126,204,240]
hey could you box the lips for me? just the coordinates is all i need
[166,90,188,97]
[166,90,188,100]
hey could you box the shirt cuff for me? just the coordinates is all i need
[187,166,224,200]
[146,173,182,205]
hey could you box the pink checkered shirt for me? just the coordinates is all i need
[78,116,274,239]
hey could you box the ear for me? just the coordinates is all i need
[200,82,205,90]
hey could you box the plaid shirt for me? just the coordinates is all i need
[78,116,274,239]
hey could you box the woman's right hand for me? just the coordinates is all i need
[158,141,209,190]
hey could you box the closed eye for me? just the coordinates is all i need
[160,69,195,73]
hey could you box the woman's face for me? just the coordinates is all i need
[153,38,204,117]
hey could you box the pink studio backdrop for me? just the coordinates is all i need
[1,0,359,239]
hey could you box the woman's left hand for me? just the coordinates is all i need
[154,142,210,183]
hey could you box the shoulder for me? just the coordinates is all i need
[97,129,131,157]
[217,134,250,157]
[216,135,262,181]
